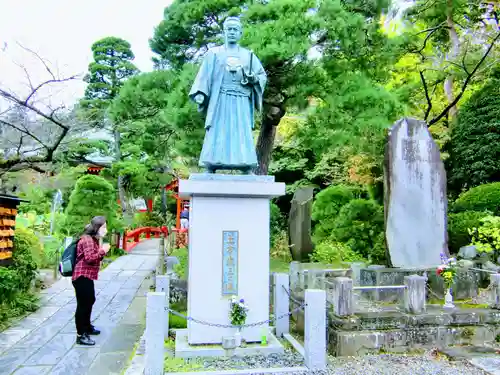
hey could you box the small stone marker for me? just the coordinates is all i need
[146,292,165,375]
[491,273,500,309]
[288,187,314,261]
[156,275,170,339]
[289,261,300,292]
[273,273,290,337]
[304,289,327,371]
[385,117,449,268]
[331,277,353,317]
[404,275,426,314]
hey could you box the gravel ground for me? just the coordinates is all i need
[168,350,489,375]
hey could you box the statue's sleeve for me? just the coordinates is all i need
[189,50,215,109]
[251,56,267,113]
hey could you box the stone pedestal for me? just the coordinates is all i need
[179,174,285,345]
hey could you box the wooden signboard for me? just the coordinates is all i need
[0,194,25,266]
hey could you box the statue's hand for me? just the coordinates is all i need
[194,93,205,105]
[245,74,257,85]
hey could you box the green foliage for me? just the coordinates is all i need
[13,227,41,286]
[448,79,500,192]
[131,212,167,229]
[452,183,500,215]
[64,175,121,237]
[448,211,487,254]
[312,185,358,242]
[80,36,139,124]
[468,215,500,260]
[171,247,188,280]
[17,187,52,215]
[332,199,386,263]
[309,241,365,265]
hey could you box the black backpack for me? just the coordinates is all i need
[59,239,80,277]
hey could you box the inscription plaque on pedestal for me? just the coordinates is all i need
[222,230,238,295]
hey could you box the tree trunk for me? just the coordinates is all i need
[444,0,460,122]
[255,102,286,175]
[114,129,127,213]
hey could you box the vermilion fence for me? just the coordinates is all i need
[122,226,169,252]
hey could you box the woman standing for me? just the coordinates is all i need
[72,216,110,346]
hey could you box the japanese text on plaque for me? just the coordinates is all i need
[222,230,238,295]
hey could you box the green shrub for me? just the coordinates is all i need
[312,185,357,242]
[448,78,500,192]
[310,241,365,265]
[13,227,40,287]
[270,202,286,248]
[171,247,188,279]
[332,199,386,264]
[64,175,121,237]
[448,211,487,254]
[452,182,500,215]
[468,215,500,260]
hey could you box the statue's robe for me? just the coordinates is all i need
[189,45,267,171]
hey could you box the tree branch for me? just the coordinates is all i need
[0,118,48,148]
[428,31,500,126]
[419,71,432,121]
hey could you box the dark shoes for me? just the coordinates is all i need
[76,333,95,346]
[87,325,101,335]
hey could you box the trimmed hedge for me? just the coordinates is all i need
[448,211,487,254]
[452,182,500,215]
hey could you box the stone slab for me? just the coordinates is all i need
[11,365,52,375]
[469,356,500,375]
[49,347,100,375]
[24,333,74,365]
[0,346,34,374]
[174,329,284,358]
[165,367,310,375]
[0,329,32,348]
[179,178,285,199]
[100,324,143,353]
[385,118,448,268]
[189,173,275,182]
[87,351,130,375]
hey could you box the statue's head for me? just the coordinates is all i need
[223,17,242,45]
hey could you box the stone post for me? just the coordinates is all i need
[289,261,300,292]
[274,273,290,337]
[145,292,165,375]
[490,273,500,309]
[331,277,353,317]
[304,289,327,371]
[404,275,426,314]
[156,275,170,339]
[307,270,316,289]
[350,262,366,286]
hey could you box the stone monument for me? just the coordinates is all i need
[288,187,314,261]
[179,17,285,348]
[384,118,449,268]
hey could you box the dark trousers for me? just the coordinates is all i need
[72,276,96,335]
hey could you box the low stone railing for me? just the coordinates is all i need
[327,275,427,316]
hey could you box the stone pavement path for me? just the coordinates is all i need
[0,239,160,375]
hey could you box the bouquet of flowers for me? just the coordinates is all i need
[436,253,457,289]
[229,296,249,327]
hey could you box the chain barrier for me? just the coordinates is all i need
[281,285,305,307]
[165,303,306,329]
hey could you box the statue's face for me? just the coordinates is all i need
[224,21,242,44]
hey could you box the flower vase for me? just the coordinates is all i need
[234,327,242,347]
[443,288,455,309]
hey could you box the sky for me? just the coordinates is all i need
[0,0,170,109]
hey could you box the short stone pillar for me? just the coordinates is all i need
[145,292,165,375]
[490,273,500,309]
[155,275,170,339]
[289,261,300,292]
[350,262,366,286]
[273,273,290,337]
[330,277,353,317]
[404,275,426,314]
[304,289,327,371]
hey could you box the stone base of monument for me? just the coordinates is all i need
[179,174,285,345]
[174,328,285,358]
